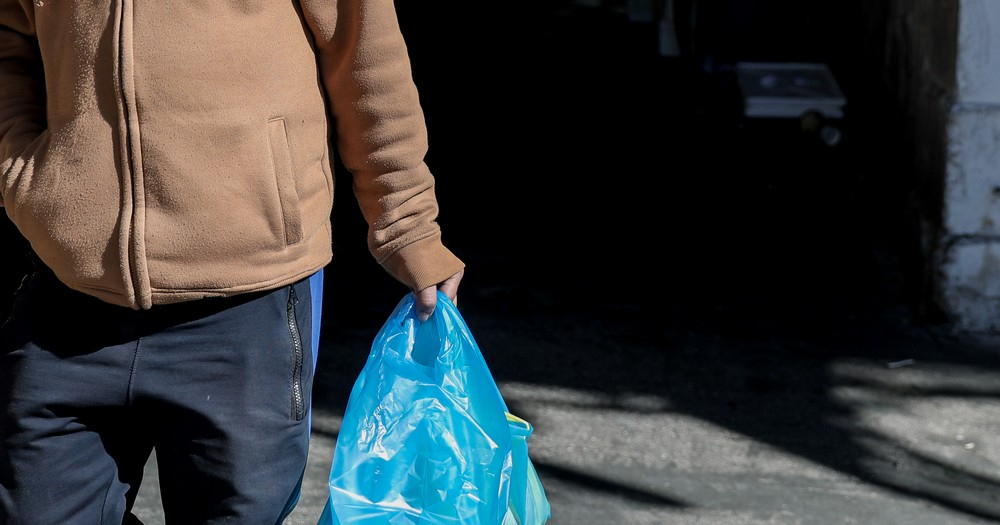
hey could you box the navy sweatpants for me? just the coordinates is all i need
[0,261,323,525]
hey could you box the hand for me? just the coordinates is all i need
[414,268,464,322]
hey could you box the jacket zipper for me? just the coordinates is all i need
[288,286,306,421]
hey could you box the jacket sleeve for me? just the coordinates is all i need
[298,0,464,292]
[0,1,46,208]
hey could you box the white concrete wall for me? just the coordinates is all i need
[941,242,1000,332]
[956,0,1000,105]
[944,108,1000,236]
[941,0,1000,332]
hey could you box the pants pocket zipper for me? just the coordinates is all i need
[287,286,305,421]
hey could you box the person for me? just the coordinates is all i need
[0,0,465,523]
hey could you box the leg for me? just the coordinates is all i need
[135,276,317,525]
[0,267,153,525]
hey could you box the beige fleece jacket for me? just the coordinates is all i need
[0,0,464,309]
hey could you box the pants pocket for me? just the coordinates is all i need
[0,255,37,336]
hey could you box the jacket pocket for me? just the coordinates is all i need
[266,118,303,245]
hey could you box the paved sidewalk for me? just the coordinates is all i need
[132,287,1000,525]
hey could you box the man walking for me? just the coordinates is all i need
[0,0,464,522]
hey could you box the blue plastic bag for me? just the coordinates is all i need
[318,292,551,525]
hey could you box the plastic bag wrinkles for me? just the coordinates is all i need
[318,292,550,525]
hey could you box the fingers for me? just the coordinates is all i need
[414,286,437,322]
[413,269,465,322]
[438,268,464,305]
